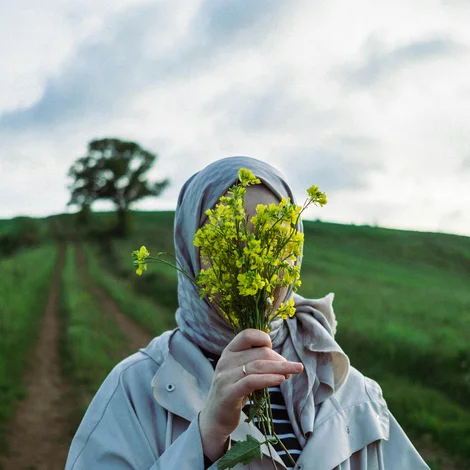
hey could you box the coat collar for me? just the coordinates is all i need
[151,329,286,468]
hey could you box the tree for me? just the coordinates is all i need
[68,138,169,235]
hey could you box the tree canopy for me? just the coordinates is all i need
[68,138,169,234]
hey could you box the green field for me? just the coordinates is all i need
[1,210,469,468]
[82,243,174,335]
[0,245,57,450]
[59,244,131,425]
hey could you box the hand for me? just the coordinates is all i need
[199,329,304,462]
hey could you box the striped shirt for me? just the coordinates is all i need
[201,348,302,469]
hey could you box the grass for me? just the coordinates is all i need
[59,244,130,426]
[0,219,19,233]
[83,211,178,315]
[299,222,470,409]
[82,243,175,335]
[381,375,470,447]
[0,245,57,451]
[0,216,52,239]
[300,221,470,461]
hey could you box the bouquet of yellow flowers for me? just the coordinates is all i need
[132,168,326,469]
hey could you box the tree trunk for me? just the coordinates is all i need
[116,208,130,237]
[77,204,92,227]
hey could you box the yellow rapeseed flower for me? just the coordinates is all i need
[132,245,150,276]
[307,185,327,206]
[238,168,261,187]
[190,167,326,332]
[276,298,296,320]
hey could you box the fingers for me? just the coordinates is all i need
[231,346,286,367]
[214,360,303,391]
[219,328,304,403]
[245,359,303,377]
[229,361,302,399]
[227,329,272,352]
[231,374,286,399]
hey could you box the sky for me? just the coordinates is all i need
[1,0,469,236]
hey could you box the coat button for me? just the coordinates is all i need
[295,465,303,470]
[166,384,175,392]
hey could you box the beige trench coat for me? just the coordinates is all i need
[65,329,429,470]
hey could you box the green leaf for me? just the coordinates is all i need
[217,435,263,469]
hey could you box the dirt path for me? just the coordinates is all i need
[0,245,70,470]
[75,244,153,354]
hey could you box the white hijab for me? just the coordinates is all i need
[174,156,350,447]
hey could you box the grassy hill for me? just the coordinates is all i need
[83,210,470,463]
[2,210,470,467]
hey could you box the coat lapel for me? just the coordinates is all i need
[151,330,286,468]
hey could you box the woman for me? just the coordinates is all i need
[65,157,429,469]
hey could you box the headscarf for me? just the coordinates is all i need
[174,156,350,447]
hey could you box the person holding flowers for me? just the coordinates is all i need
[66,157,429,470]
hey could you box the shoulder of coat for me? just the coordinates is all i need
[314,366,388,431]
[332,366,386,410]
[139,329,176,366]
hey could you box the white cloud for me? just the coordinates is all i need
[0,0,153,113]
[0,0,469,237]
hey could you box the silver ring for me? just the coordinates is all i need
[242,364,248,376]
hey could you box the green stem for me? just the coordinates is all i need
[266,386,296,466]
[258,402,277,470]
[143,257,195,283]
[264,388,273,436]
[272,431,296,466]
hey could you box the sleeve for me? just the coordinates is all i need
[65,361,224,470]
[380,412,430,470]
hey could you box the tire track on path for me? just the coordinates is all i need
[0,244,70,470]
[75,243,153,354]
